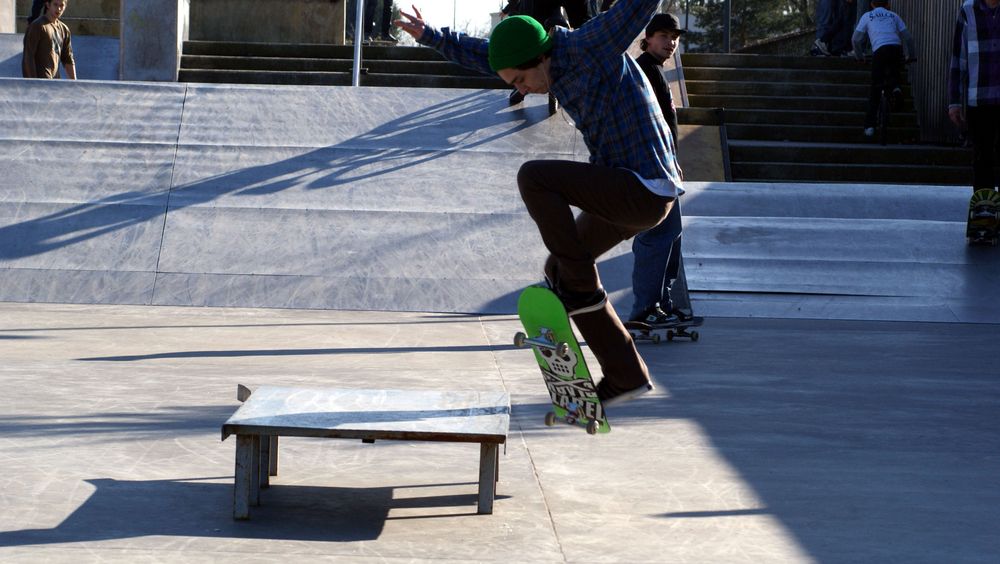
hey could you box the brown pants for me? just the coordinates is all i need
[517,159,675,387]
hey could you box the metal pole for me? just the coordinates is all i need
[722,0,731,53]
[684,0,690,52]
[353,0,365,87]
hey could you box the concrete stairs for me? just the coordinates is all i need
[179,41,507,89]
[682,53,969,184]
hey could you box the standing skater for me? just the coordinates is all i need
[397,0,681,404]
[949,0,1000,192]
[628,13,696,326]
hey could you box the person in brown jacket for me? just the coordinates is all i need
[22,0,76,79]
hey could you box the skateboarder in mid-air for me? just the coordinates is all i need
[397,0,682,405]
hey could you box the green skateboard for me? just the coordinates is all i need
[966,189,1000,246]
[514,286,609,435]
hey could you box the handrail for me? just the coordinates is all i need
[353,0,364,87]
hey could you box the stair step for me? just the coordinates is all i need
[178,69,505,89]
[723,108,916,128]
[682,53,875,71]
[181,55,488,77]
[730,161,970,184]
[182,40,446,61]
[687,80,910,98]
[728,141,971,166]
[179,69,353,86]
[726,123,920,144]
[688,94,869,112]
[684,66,871,84]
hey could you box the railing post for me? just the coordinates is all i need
[722,0,731,53]
[353,0,365,87]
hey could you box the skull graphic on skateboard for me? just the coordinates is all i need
[966,189,1000,246]
[514,285,609,435]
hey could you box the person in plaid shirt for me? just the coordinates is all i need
[949,0,1000,191]
[397,0,680,405]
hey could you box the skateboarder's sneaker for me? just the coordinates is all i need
[813,39,831,56]
[557,287,607,317]
[597,378,654,407]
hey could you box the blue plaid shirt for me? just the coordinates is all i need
[949,0,1000,107]
[418,0,682,197]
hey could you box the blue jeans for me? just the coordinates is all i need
[818,0,857,54]
[629,198,691,320]
[815,0,835,41]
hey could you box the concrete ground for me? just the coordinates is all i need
[1,301,997,563]
[3,75,999,563]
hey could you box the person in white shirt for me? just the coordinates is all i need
[852,0,916,137]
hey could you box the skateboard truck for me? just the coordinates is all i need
[513,329,570,357]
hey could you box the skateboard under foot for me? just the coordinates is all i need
[514,285,608,435]
[625,316,704,344]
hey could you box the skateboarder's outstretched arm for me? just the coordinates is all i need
[397,0,663,76]
[396,6,492,76]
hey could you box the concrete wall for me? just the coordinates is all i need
[0,32,120,78]
[120,0,188,81]
[189,0,346,45]
[15,0,120,36]
[890,1,962,143]
[1,0,13,33]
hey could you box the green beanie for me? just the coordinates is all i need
[488,16,554,72]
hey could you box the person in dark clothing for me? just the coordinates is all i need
[851,0,915,137]
[628,13,694,326]
[27,0,46,23]
[363,0,397,42]
[814,0,857,56]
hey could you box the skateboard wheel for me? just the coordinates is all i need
[544,412,557,426]
[691,330,700,342]
[651,333,661,344]
[666,330,675,341]
[513,332,526,348]
[586,420,600,435]
[555,342,569,357]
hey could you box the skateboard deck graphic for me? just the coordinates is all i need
[966,189,1000,246]
[514,286,609,435]
[626,316,704,344]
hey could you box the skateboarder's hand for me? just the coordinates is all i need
[949,106,966,128]
[396,5,427,41]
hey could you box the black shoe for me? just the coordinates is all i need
[597,377,654,406]
[629,305,677,326]
[509,89,525,106]
[556,287,607,317]
[669,308,694,323]
[891,87,904,111]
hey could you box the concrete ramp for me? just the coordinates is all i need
[1,78,996,322]
[0,79,577,313]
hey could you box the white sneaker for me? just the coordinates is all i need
[813,39,831,56]
[863,127,875,137]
